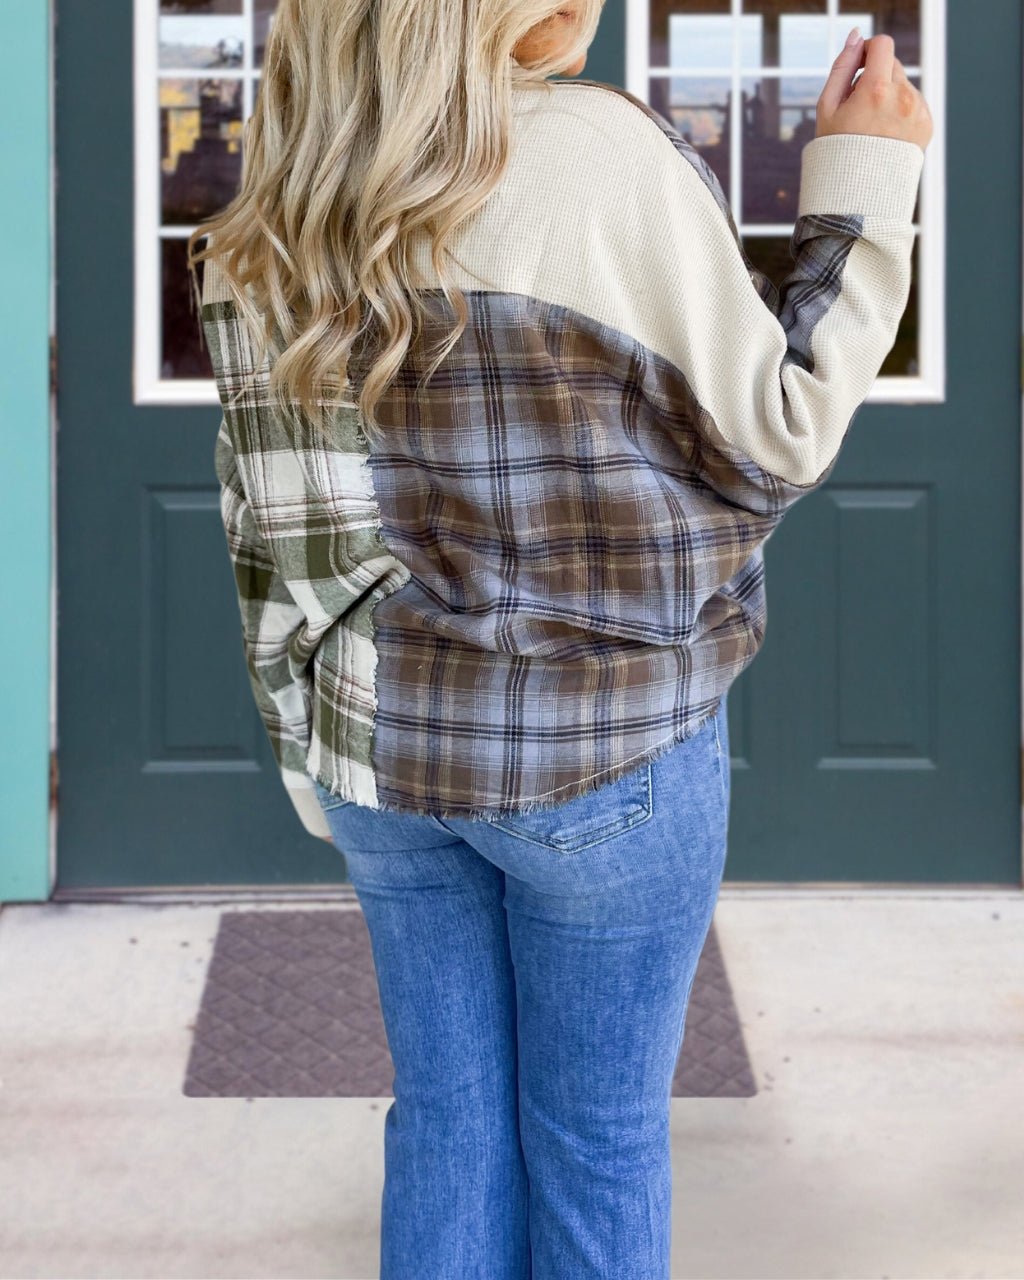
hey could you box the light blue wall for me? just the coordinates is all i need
[0,1,52,902]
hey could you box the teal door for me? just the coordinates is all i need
[55,0,1020,890]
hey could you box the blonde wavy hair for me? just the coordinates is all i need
[187,0,605,444]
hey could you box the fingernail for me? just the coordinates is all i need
[845,25,861,47]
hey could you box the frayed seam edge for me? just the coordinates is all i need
[310,698,722,821]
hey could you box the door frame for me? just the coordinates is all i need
[0,0,54,904]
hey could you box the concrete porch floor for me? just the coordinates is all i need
[0,887,1021,1280]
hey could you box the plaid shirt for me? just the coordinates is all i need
[200,79,924,839]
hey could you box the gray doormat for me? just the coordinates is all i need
[183,909,757,1098]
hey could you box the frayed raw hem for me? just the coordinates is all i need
[311,698,722,822]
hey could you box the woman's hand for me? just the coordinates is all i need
[816,30,934,152]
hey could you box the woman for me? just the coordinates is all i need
[188,4,931,1277]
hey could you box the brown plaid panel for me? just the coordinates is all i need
[354,290,775,815]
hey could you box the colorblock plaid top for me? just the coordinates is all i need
[200,79,924,840]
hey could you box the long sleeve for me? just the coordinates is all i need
[631,125,924,515]
[214,418,332,840]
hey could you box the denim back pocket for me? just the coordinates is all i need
[482,759,654,853]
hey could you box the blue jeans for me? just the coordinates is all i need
[311,693,730,1280]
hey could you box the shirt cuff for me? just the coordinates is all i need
[798,131,924,223]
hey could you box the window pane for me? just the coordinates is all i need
[742,1,827,70]
[160,77,243,225]
[648,75,732,203]
[161,237,214,379]
[651,0,730,70]
[254,0,278,69]
[840,0,920,64]
[661,12,765,70]
[159,11,245,70]
[742,232,801,286]
[741,74,817,222]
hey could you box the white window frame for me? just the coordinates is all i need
[627,0,945,403]
[134,0,945,406]
[133,0,258,406]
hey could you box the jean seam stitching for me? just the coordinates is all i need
[485,764,654,852]
[488,805,654,853]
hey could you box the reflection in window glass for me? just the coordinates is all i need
[744,0,825,12]
[156,2,274,384]
[160,0,242,12]
[651,0,729,70]
[254,0,279,69]
[778,14,831,67]
[667,75,730,145]
[741,75,817,222]
[742,233,801,289]
[840,0,919,64]
[162,238,215,379]
[159,13,245,69]
[160,78,243,225]
[667,14,762,68]
[742,0,828,68]
[648,76,731,202]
